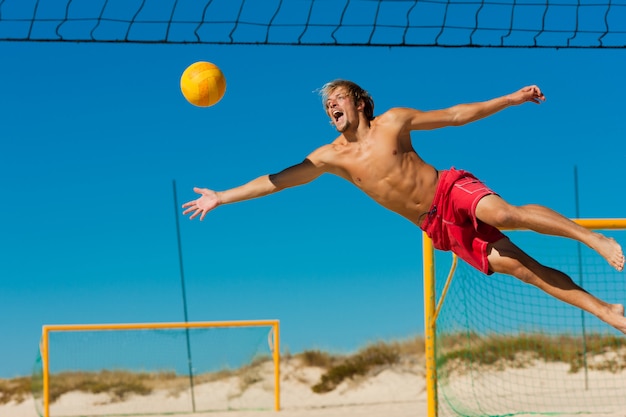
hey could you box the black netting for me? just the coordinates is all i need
[0,0,625,48]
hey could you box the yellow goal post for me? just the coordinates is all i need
[423,218,626,417]
[39,319,280,417]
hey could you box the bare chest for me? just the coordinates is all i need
[335,139,408,190]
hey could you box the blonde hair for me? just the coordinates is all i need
[319,80,375,121]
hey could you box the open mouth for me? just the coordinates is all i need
[333,110,344,123]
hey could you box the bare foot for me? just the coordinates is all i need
[591,233,625,272]
[604,304,626,334]
[610,303,624,316]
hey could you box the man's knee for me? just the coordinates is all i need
[488,206,520,228]
[476,195,521,228]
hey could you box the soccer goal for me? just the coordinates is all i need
[423,219,626,417]
[34,320,280,417]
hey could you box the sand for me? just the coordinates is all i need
[2,359,626,417]
[0,358,428,417]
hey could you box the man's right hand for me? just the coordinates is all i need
[509,85,546,105]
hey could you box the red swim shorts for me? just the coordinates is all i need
[420,168,507,275]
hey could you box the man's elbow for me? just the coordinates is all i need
[268,171,299,191]
[449,105,481,127]
[268,173,286,190]
[268,158,317,190]
[444,105,465,126]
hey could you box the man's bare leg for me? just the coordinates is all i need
[476,194,625,271]
[488,238,626,334]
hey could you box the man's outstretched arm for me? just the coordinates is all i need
[182,158,325,221]
[399,85,546,132]
[447,85,545,125]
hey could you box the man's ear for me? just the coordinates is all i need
[356,98,365,112]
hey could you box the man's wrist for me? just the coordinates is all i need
[215,191,225,205]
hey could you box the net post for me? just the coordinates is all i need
[422,232,438,417]
[272,320,281,411]
[41,326,50,417]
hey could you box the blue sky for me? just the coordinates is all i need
[1,40,625,378]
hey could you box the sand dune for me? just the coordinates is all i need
[3,358,626,417]
[0,358,427,417]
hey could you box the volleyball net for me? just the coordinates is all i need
[34,320,280,417]
[1,0,625,48]
[423,219,626,417]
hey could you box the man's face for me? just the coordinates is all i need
[325,87,354,133]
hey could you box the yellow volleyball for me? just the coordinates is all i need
[180,61,226,107]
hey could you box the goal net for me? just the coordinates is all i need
[34,320,280,417]
[424,220,626,417]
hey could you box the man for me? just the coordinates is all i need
[182,80,626,333]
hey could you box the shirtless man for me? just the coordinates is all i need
[182,80,626,333]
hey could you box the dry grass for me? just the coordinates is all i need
[48,370,156,403]
[0,354,278,405]
[438,332,626,374]
[3,334,623,404]
[310,342,400,393]
[294,337,424,394]
[0,377,31,404]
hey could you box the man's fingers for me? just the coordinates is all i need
[182,200,198,212]
[183,188,213,220]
